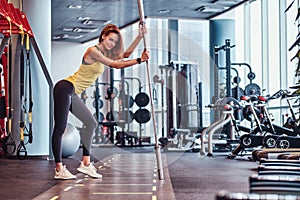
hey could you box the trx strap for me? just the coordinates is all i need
[7,39,12,137]
[26,48,33,144]
[17,40,33,159]
[17,46,27,159]
[2,38,17,156]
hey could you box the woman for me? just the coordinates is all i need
[52,23,149,180]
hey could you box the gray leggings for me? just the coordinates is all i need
[52,80,97,163]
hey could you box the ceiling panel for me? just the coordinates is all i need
[51,0,250,43]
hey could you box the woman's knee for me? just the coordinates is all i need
[86,118,98,132]
[53,126,66,137]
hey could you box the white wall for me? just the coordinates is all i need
[23,0,51,155]
[51,41,95,83]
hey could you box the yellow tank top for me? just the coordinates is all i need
[65,61,105,94]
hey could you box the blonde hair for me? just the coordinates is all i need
[98,24,124,60]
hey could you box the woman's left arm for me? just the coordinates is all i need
[123,25,146,58]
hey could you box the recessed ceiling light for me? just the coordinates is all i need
[78,17,91,20]
[73,28,98,33]
[81,19,111,25]
[52,34,84,40]
[67,4,82,9]
[52,34,67,40]
[195,6,225,13]
[63,27,98,33]
[66,35,84,39]
[158,9,171,14]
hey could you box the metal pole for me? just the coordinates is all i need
[137,0,164,180]
[225,39,231,97]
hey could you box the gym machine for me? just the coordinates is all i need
[216,157,300,200]
[201,94,252,156]
[210,39,242,148]
[207,39,300,157]
[228,89,300,158]
[91,72,152,146]
[200,40,255,156]
[216,190,300,200]
[252,148,300,162]
[156,61,202,151]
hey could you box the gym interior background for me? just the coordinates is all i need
[1,0,300,199]
[16,0,298,155]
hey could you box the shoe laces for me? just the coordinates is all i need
[89,162,97,172]
[61,165,70,174]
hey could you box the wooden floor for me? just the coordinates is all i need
[32,153,175,200]
[0,146,260,200]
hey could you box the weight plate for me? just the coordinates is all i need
[93,99,103,109]
[134,108,151,124]
[231,87,244,100]
[233,76,241,84]
[106,87,118,97]
[244,83,261,96]
[93,112,104,122]
[247,72,256,81]
[106,111,119,121]
[135,92,150,107]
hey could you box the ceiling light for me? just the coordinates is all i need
[65,35,84,39]
[81,19,111,25]
[67,4,82,9]
[52,34,68,40]
[52,34,84,40]
[195,6,226,13]
[78,17,91,20]
[158,9,171,14]
[63,27,98,33]
[73,28,98,33]
[94,0,121,2]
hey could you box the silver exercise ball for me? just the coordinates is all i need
[62,123,81,158]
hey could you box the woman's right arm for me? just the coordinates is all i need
[87,46,149,69]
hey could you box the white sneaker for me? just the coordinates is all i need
[77,162,102,178]
[54,165,76,180]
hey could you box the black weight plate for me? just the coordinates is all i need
[93,99,103,109]
[244,83,261,96]
[106,111,119,121]
[134,108,151,124]
[106,87,118,97]
[247,72,256,81]
[233,76,241,84]
[135,92,149,107]
[93,112,104,122]
[231,87,244,100]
